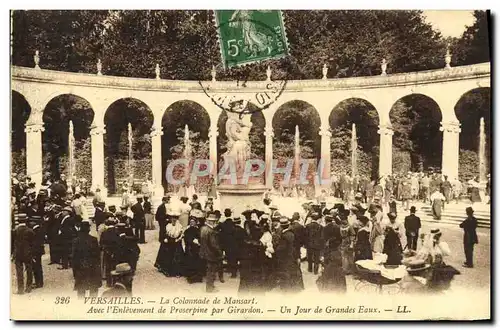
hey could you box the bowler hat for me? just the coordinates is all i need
[466,206,474,214]
[410,206,416,213]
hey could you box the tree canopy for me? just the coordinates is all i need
[13,10,489,80]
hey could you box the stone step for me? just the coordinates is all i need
[418,215,490,229]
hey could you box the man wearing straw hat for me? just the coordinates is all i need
[200,212,223,293]
[58,206,77,270]
[275,216,304,292]
[102,263,134,297]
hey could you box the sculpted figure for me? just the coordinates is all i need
[223,112,253,174]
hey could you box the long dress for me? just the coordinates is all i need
[370,216,385,253]
[339,224,356,274]
[208,179,217,199]
[316,240,347,293]
[154,222,184,277]
[238,221,265,294]
[183,226,203,283]
[354,227,373,261]
[382,228,403,265]
[274,228,304,293]
[431,192,444,219]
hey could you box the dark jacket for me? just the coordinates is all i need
[59,215,77,241]
[289,221,306,259]
[155,203,168,223]
[99,226,121,256]
[143,201,152,214]
[94,207,106,229]
[33,225,45,256]
[12,224,35,262]
[229,225,247,259]
[200,225,222,262]
[217,218,235,252]
[72,233,102,291]
[274,228,304,292]
[130,202,145,226]
[323,222,341,246]
[460,216,478,245]
[404,214,421,233]
[305,221,323,250]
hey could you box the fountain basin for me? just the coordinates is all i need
[217,184,268,215]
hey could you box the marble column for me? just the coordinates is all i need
[150,126,164,197]
[209,125,218,176]
[25,123,44,187]
[440,121,461,180]
[378,124,394,177]
[264,125,274,188]
[90,124,106,196]
[319,125,332,186]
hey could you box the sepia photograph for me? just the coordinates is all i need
[9,9,491,321]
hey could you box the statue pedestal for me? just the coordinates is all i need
[217,184,268,216]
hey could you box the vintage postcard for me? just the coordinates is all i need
[10,9,491,321]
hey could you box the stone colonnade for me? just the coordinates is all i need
[13,63,490,196]
[21,101,464,196]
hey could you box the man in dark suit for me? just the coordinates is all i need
[200,213,223,292]
[228,216,246,278]
[72,220,102,298]
[94,201,106,229]
[12,214,35,294]
[322,214,340,245]
[275,217,304,292]
[100,219,121,287]
[404,206,421,251]
[218,209,235,280]
[130,195,146,243]
[460,207,478,268]
[289,212,306,262]
[46,204,62,265]
[58,206,77,269]
[32,223,45,289]
[305,212,323,274]
[155,196,169,243]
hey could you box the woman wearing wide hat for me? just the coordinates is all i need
[154,209,185,277]
[316,233,346,294]
[354,215,373,261]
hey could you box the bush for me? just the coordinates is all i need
[393,148,411,175]
[105,158,152,193]
[11,149,26,176]
[459,149,479,181]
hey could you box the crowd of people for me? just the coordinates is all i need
[273,171,489,221]
[10,170,481,297]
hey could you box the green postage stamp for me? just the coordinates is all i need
[214,10,290,68]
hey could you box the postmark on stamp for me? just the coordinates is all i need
[214,10,290,68]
